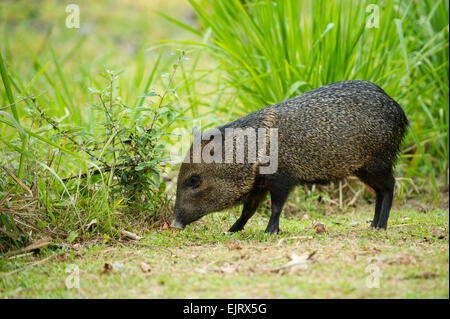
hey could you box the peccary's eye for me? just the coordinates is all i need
[188,175,201,188]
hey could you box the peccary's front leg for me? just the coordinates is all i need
[265,182,293,234]
[228,188,268,232]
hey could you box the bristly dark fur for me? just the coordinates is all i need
[172,80,409,233]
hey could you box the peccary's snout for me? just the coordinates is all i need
[171,207,186,229]
[171,217,185,230]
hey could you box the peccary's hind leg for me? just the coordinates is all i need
[228,188,267,232]
[265,182,293,234]
[355,167,395,230]
[376,177,395,229]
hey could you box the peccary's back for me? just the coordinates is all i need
[270,80,408,182]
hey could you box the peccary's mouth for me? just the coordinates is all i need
[171,218,185,230]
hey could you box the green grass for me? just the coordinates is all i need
[1,203,448,298]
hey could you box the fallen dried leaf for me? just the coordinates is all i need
[100,262,113,274]
[229,243,242,250]
[139,262,151,273]
[161,222,170,230]
[431,230,446,239]
[312,221,327,234]
[120,230,143,241]
[57,253,67,262]
[274,251,317,274]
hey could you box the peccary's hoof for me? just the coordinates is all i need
[264,227,280,234]
[222,231,233,236]
[370,224,387,230]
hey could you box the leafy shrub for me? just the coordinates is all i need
[0,51,186,250]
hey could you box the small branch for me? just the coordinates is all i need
[32,100,105,165]
[60,162,136,182]
[0,96,39,111]
[4,238,51,257]
[145,52,183,151]
[0,227,21,241]
[0,166,33,197]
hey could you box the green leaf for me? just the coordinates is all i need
[68,231,79,243]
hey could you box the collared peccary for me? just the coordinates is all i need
[171,80,408,233]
